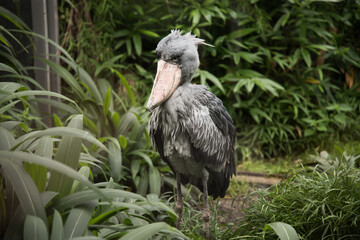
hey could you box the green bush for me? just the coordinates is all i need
[234,152,360,239]
[0,8,186,239]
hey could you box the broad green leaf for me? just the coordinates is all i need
[103,87,112,117]
[249,108,273,123]
[0,62,18,74]
[67,237,104,240]
[53,189,145,210]
[137,166,149,195]
[29,97,79,114]
[301,48,312,68]
[114,29,130,38]
[0,127,15,150]
[71,166,90,193]
[53,113,63,127]
[0,151,108,202]
[0,159,47,225]
[0,89,75,107]
[108,141,122,181]
[41,58,85,99]
[0,31,9,47]
[129,150,153,167]
[111,68,136,107]
[138,29,159,38]
[126,39,132,56]
[0,82,22,92]
[238,51,262,64]
[118,135,127,149]
[265,222,299,240]
[64,202,96,239]
[48,115,83,196]
[56,54,103,104]
[15,126,107,152]
[190,9,201,26]
[149,166,161,196]
[23,30,74,62]
[133,33,142,56]
[202,70,225,94]
[88,207,128,225]
[121,222,170,240]
[228,28,255,39]
[131,159,141,179]
[4,191,56,240]
[0,121,21,130]
[25,137,52,192]
[0,6,30,30]
[23,215,49,240]
[95,55,124,77]
[77,67,103,104]
[51,210,65,240]
[84,117,98,135]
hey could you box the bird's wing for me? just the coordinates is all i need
[183,85,236,179]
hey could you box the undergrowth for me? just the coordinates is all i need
[234,152,360,240]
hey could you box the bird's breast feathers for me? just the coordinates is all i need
[149,84,234,173]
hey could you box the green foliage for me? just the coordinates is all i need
[59,0,360,158]
[233,152,360,239]
[0,9,185,240]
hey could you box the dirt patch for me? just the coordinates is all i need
[217,171,283,224]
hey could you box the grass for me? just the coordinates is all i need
[232,152,360,239]
[239,158,296,175]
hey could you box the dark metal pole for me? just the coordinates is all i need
[31,0,60,127]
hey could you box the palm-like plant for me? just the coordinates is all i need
[0,7,187,239]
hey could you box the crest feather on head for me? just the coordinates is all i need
[170,29,214,47]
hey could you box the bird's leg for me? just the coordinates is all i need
[175,173,183,229]
[202,169,210,240]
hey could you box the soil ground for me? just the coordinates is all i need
[217,171,283,224]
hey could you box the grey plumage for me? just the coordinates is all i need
[148,30,236,198]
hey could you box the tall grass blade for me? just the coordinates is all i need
[111,68,136,107]
[24,137,52,192]
[50,210,65,240]
[0,159,47,226]
[64,202,96,239]
[0,151,109,202]
[0,127,15,150]
[15,126,107,151]
[149,166,161,196]
[47,115,83,196]
[0,90,75,106]
[108,141,122,181]
[121,222,171,240]
[23,215,49,240]
[53,189,145,210]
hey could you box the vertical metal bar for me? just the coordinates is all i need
[31,0,60,127]
[47,0,61,96]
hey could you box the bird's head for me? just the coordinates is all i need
[147,30,213,111]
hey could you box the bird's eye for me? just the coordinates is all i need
[170,56,179,62]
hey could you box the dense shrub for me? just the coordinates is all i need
[0,8,185,239]
[234,152,360,239]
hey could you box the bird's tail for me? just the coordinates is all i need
[207,156,236,198]
[206,169,230,198]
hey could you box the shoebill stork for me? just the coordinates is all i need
[147,30,236,239]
